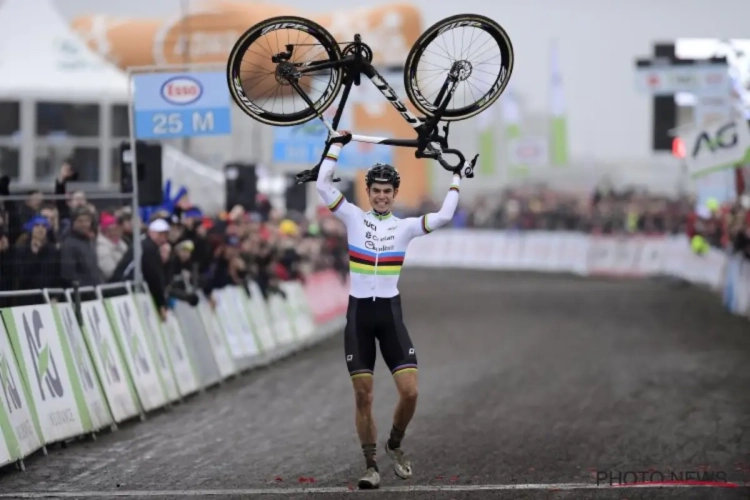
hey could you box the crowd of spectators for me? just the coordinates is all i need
[3,163,750,309]
[399,181,750,259]
[0,162,349,312]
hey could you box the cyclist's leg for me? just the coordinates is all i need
[376,295,417,479]
[344,297,379,485]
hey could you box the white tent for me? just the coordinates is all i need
[0,0,129,101]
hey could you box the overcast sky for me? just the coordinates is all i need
[56,0,379,20]
[52,0,750,164]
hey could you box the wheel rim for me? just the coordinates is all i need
[229,21,341,125]
[407,19,513,120]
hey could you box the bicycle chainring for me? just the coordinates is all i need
[342,42,373,63]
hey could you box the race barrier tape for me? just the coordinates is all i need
[0,270,349,471]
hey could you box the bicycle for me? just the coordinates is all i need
[226,14,514,183]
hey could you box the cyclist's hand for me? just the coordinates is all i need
[328,130,352,146]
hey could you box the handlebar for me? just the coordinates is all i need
[415,146,478,179]
[295,141,477,184]
[436,148,465,171]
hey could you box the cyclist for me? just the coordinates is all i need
[316,130,462,489]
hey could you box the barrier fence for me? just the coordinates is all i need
[0,270,350,471]
[2,230,747,473]
[404,231,728,289]
[404,230,749,317]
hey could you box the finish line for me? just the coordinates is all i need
[2,481,748,497]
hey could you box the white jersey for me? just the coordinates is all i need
[316,144,461,299]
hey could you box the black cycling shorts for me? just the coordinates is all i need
[344,295,417,379]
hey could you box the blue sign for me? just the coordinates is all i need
[272,119,393,170]
[133,71,232,139]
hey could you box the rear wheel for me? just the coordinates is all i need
[226,16,344,127]
[404,14,515,122]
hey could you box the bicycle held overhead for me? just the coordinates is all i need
[226,12,514,490]
[226,13,514,184]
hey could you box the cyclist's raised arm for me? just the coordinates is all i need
[316,135,362,222]
[406,173,461,238]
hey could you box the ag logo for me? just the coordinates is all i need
[61,307,94,391]
[23,309,64,401]
[692,122,738,157]
[408,348,415,355]
[0,351,23,414]
[118,302,150,375]
[87,307,120,384]
[346,355,353,362]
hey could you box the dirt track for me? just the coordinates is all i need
[1,270,749,499]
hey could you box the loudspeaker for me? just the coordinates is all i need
[285,173,307,213]
[651,43,677,152]
[119,141,163,207]
[224,162,258,212]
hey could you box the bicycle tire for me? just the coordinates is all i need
[226,16,344,127]
[404,14,514,122]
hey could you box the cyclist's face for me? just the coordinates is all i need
[367,183,397,213]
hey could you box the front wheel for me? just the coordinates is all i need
[226,16,344,127]
[404,14,515,122]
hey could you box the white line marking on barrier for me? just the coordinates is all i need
[2,482,748,497]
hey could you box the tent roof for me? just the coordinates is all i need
[0,0,129,101]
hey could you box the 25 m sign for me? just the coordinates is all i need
[684,119,750,177]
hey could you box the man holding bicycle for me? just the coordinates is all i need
[316,130,462,489]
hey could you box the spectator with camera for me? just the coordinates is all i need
[111,218,171,321]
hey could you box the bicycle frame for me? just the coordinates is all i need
[275,35,477,182]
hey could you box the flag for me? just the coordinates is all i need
[549,40,569,166]
[501,82,526,177]
[476,101,497,176]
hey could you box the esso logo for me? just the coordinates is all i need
[161,76,202,105]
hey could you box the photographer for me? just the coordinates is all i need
[112,219,171,321]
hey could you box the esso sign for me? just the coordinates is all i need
[161,76,203,105]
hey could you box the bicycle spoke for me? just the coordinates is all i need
[416,27,503,111]
[235,29,336,117]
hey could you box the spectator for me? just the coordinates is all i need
[17,190,43,225]
[15,216,60,293]
[171,239,195,277]
[275,219,302,281]
[54,161,91,235]
[97,212,129,281]
[39,204,60,245]
[60,207,104,288]
[116,207,136,248]
[111,219,171,321]
[179,207,211,274]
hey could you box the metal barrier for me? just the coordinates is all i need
[0,270,350,472]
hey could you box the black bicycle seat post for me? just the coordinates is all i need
[353,34,362,86]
